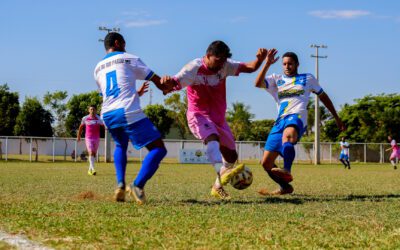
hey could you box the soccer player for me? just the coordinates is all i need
[255,49,345,195]
[77,105,104,176]
[94,32,173,204]
[339,136,350,169]
[386,135,399,170]
[161,41,268,200]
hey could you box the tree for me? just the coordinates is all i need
[0,84,20,136]
[14,97,53,161]
[43,91,68,137]
[247,119,275,142]
[65,91,102,137]
[322,94,400,143]
[143,104,174,138]
[226,102,254,141]
[164,92,189,139]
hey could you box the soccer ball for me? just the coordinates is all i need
[230,167,253,190]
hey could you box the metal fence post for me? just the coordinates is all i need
[52,137,55,162]
[29,138,32,162]
[329,143,332,164]
[364,143,366,163]
[74,140,77,162]
[5,137,8,161]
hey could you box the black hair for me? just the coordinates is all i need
[282,52,299,64]
[89,105,97,109]
[206,40,232,58]
[104,32,125,50]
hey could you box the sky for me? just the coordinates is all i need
[1,0,399,120]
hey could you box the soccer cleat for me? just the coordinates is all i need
[269,184,294,195]
[88,170,93,176]
[220,163,245,186]
[270,168,293,183]
[127,184,146,205]
[394,166,397,170]
[210,186,231,201]
[92,170,97,176]
[114,186,126,202]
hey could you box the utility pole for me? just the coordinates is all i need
[310,44,327,165]
[98,26,120,162]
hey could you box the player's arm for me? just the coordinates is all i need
[255,49,279,88]
[318,92,346,131]
[77,124,84,142]
[239,48,268,73]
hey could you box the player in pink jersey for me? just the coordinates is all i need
[162,41,267,200]
[386,135,399,170]
[77,105,104,175]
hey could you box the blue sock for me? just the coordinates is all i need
[114,144,127,187]
[282,142,295,172]
[134,147,167,188]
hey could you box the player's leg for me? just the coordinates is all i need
[390,152,397,170]
[108,127,129,202]
[126,118,167,204]
[85,139,95,175]
[345,155,351,169]
[88,140,100,175]
[339,154,347,168]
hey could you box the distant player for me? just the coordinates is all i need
[339,137,350,169]
[161,41,267,200]
[386,135,399,170]
[255,49,345,195]
[77,105,104,176]
[94,32,173,204]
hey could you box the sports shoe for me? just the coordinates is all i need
[270,168,293,183]
[127,184,146,205]
[88,170,93,176]
[210,186,231,201]
[92,170,97,176]
[394,165,397,170]
[114,187,126,202]
[220,163,245,186]
[269,184,294,195]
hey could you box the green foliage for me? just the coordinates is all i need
[247,119,275,142]
[144,104,174,138]
[227,102,254,141]
[65,91,102,137]
[43,91,68,137]
[14,97,53,137]
[322,94,400,142]
[0,84,20,136]
[164,92,189,139]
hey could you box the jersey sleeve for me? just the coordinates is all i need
[258,74,279,103]
[81,116,87,125]
[308,74,324,95]
[174,60,198,88]
[131,58,155,81]
[391,140,396,146]
[225,59,243,76]
[97,115,104,125]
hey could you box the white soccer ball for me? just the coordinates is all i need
[230,167,253,190]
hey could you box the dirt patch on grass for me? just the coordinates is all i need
[75,191,98,200]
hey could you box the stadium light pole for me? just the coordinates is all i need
[310,44,327,165]
[98,26,120,162]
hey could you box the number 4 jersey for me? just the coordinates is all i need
[94,52,155,129]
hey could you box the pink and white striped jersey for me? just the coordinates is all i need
[81,115,103,140]
[174,58,243,123]
[391,139,399,152]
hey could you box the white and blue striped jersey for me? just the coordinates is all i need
[258,73,323,127]
[340,141,349,155]
[94,52,155,129]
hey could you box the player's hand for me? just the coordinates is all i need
[160,76,175,95]
[256,48,268,62]
[266,48,279,65]
[137,81,149,97]
[336,119,346,132]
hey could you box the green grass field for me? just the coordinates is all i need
[1,161,400,249]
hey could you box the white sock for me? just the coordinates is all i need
[221,158,235,172]
[214,176,222,188]
[89,156,95,170]
[206,141,223,174]
[391,160,396,167]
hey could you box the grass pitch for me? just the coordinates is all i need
[0,161,400,249]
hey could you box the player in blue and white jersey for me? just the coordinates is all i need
[255,49,345,195]
[94,32,173,204]
[339,137,350,169]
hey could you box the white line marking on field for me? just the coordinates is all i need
[0,230,53,250]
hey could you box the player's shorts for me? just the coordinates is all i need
[108,117,161,150]
[339,153,349,161]
[264,114,306,153]
[187,113,236,150]
[390,150,400,160]
[85,138,100,153]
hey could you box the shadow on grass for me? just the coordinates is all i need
[181,194,400,206]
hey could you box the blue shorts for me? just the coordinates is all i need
[264,114,305,153]
[339,153,349,161]
[108,117,161,150]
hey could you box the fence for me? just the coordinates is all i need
[0,136,393,164]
